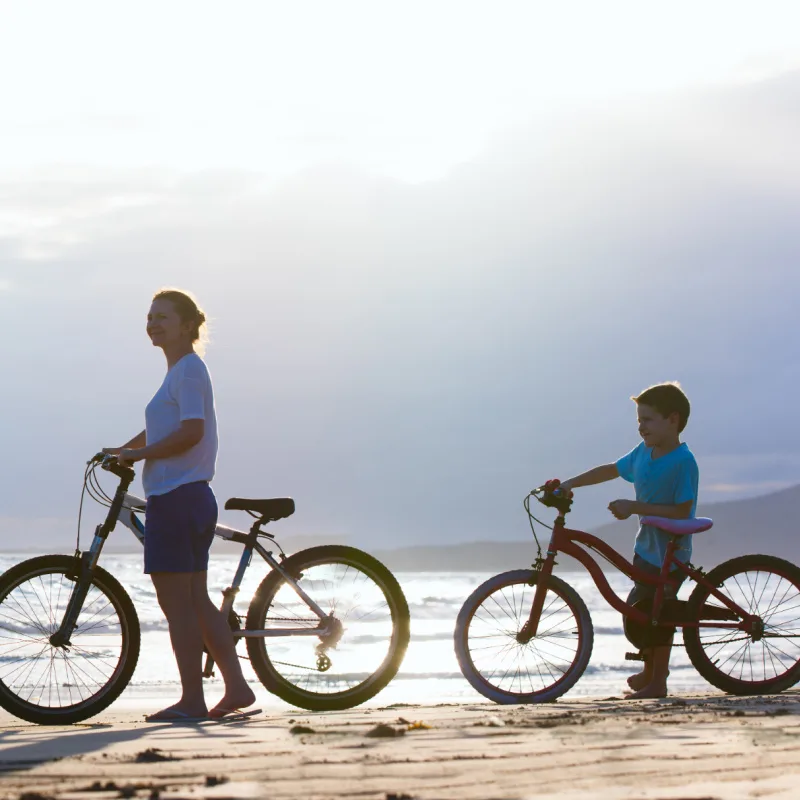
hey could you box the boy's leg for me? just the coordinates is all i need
[626,648,653,691]
[625,556,680,695]
[624,574,655,690]
[626,636,672,699]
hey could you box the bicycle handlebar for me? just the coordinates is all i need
[90,452,136,481]
[531,479,574,515]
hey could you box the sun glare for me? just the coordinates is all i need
[0,1,799,181]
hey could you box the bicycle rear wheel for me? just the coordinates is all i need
[683,554,800,695]
[454,570,593,704]
[245,546,410,711]
[0,555,140,724]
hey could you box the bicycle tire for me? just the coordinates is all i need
[0,555,140,724]
[683,554,800,695]
[245,545,410,711]
[454,570,593,704]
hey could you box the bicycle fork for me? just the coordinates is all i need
[51,474,132,649]
[516,518,563,644]
[50,529,108,648]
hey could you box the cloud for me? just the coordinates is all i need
[2,70,800,547]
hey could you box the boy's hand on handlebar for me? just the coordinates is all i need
[102,448,122,457]
[544,479,573,498]
[535,479,573,499]
[608,499,634,520]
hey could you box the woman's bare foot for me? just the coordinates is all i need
[624,683,668,699]
[208,685,256,719]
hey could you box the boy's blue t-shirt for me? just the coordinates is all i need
[615,442,699,568]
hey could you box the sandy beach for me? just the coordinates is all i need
[2,692,800,800]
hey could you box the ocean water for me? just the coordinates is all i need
[0,551,716,710]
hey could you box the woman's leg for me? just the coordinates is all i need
[150,571,208,718]
[191,572,255,717]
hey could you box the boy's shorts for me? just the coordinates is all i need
[624,554,686,649]
[144,482,218,574]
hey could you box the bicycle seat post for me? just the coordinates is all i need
[650,537,680,623]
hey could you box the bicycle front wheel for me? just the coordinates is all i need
[245,546,410,711]
[0,555,140,724]
[454,570,593,704]
[683,554,800,695]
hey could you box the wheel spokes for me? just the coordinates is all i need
[261,560,396,695]
[0,571,126,710]
[467,580,581,696]
[697,569,800,684]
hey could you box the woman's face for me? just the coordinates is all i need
[146,298,192,349]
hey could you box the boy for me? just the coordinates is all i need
[558,382,699,699]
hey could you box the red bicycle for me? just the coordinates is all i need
[454,484,800,703]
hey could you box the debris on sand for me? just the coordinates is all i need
[134,748,176,763]
[473,715,505,727]
[366,724,405,738]
[290,725,316,735]
[88,781,120,791]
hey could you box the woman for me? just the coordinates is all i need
[104,288,255,722]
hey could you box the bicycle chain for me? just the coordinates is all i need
[240,618,331,672]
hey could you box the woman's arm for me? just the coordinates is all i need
[103,430,146,455]
[120,420,204,465]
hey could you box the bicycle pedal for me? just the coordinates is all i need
[624,651,645,662]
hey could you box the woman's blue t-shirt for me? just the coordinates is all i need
[615,442,699,568]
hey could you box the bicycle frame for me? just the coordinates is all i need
[520,510,762,642]
[54,460,335,676]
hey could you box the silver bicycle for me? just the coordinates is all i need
[0,454,410,724]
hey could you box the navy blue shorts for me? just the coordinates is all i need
[624,554,686,649]
[144,482,218,574]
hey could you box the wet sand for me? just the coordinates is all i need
[1,692,800,799]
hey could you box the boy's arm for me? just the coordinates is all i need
[608,498,693,520]
[560,464,619,491]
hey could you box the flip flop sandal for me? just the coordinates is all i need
[144,709,209,723]
[209,707,262,722]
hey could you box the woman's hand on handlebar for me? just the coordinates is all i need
[98,447,140,468]
[117,448,144,468]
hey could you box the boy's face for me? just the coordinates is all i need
[636,403,679,447]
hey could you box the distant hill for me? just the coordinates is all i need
[372,484,800,572]
[589,484,800,567]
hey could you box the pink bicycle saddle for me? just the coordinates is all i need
[640,516,713,535]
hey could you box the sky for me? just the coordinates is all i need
[2,1,800,551]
